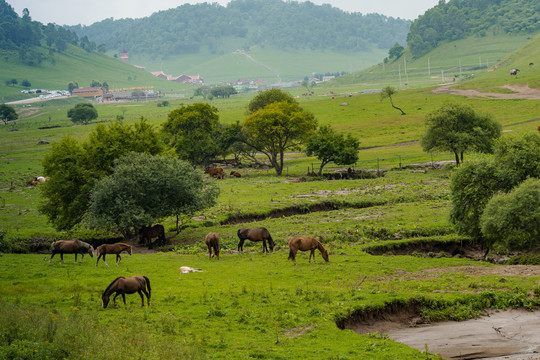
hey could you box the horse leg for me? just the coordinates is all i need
[79,253,84,263]
[138,290,145,307]
[309,250,316,263]
[238,239,244,252]
[60,253,64,264]
[103,254,109,267]
[207,245,212,259]
[95,254,101,267]
[116,254,121,266]
[121,294,126,307]
[49,252,55,264]
[113,293,120,309]
[262,240,268,253]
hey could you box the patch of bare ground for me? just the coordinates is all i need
[432,83,540,100]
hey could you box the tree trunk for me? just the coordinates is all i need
[389,97,406,115]
[454,152,460,166]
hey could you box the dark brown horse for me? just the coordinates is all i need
[205,232,220,260]
[237,227,275,253]
[230,171,242,178]
[139,224,166,249]
[95,242,132,267]
[102,275,151,309]
[205,167,225,179]
[288,237,329,266]
[49,239,94,264]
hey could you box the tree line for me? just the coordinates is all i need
[0,0,103,66]
[68,0,411,58]
[407,0,540,57]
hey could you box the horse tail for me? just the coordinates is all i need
[143,275,151,293]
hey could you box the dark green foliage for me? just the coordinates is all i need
[161,103,223,166]
[67,103,98,125]
[388,42,404,59]
[21,79,31,88]
[247,88,296,114]
[481,178,540,251]
[87,153,219,237]
[68,0,410,57]
[0,103,18,125]
[407,0,540,57]
[210,86,237,99]
[39,120,166,230]
[421,103,501,165]
[305,125,360,175]
[450,133,540,251]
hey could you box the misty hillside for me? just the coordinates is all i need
[68,0,411,59]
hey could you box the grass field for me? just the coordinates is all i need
[2,32,540,359]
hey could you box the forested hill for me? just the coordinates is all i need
[407,0,540,57]
[68,0,411,58]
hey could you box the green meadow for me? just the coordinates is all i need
[3,32,540,358]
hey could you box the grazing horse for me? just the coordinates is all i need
[510,68,520,76]
[95,242,132,267]
[102,275,151,309]
[288,237,329,266]
[230,171,242,178]
[138,224,166,249]
[205,167,225,179]
[237,227,275,253]
[49,239,94,264]
[205,232,220,260]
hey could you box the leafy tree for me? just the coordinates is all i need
[193,86,211,99]
[67,82,78,94]
[243,101,317,175]
[67,103,98,125]
[247,88,296,114]
[21,79,31,88]
[380,86,405,115]
[421,103,501,165]
[210,86,237,98]
[481,178,540,252]
[305,125,360,175]
[39,120,166,230]
[6,79,17,87]
[161,103,222,166]
[450,133,540,253]
[0,104,18,125]
[87,153,219,238]
[388,42,404,59]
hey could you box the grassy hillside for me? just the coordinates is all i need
[0,45,193,102]
[329,33,535,90]
[132,46,387,84]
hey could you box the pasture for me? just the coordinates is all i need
[2,76,540,358]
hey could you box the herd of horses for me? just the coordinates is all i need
[48,227,329,309]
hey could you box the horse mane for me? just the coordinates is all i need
[315,239,326,252]
[103,277,125,295]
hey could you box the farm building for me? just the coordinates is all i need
[72,87,103,98]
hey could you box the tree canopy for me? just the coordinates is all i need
[67,103,98,125]
[421,103,501,165]
[243,100,317,175]
[305,125,360,175]
[247,88,296,115]
[0,104,18,125]
[39,120,166,230]
[87,153,219,237]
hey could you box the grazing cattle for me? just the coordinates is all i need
[138,224,166,249]
[510,68,520,76]
[288,237,329,266]
[237,227,275,253]
[102,275,151,308]
[179,266,203,274]
[529,62,534,66]
[205,167,225,179]
[95,242,132,267]
[205,232,220,260]
[49,238,94,264]
[230,171,242,178]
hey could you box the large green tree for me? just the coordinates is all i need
[39,120,166,230]
[421,103,501,165]
[243,101,317,175]
[67,103,98,125]
[87,153,219,238]
[0,104,18,125]
[161,103,223,166]
[305,125,360,175]
[247,88,296,115]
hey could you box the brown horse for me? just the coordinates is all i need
[139,224,166,249]
[205,167,225,179]
[102,275,151,309]
[230,171,242,178]
[237,227,275,253]
[95,242,132,267]
[288,237,329,265]
[205,232,220,260]
[49,239,94,264]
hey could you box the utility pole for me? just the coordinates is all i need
[428,57,431,77]
[399,64,402,88]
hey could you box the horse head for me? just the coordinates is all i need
[321,249,329,262]
[269,238,275,251]
[102,293,110,308]
[88,245,95,257]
